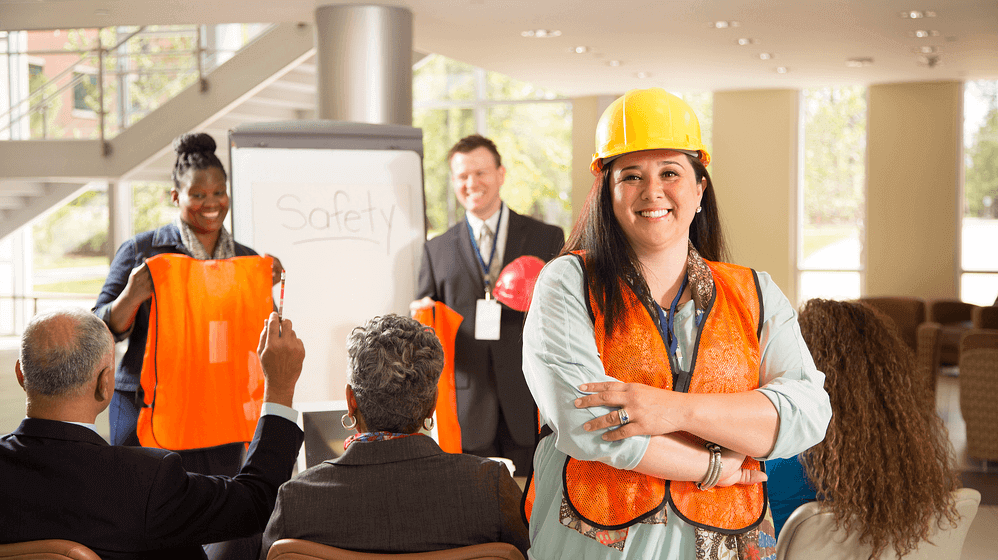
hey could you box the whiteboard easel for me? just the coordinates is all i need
[229,121,425,405]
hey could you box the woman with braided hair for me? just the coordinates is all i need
[93,132,283,467]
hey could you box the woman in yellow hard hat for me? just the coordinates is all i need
[520,88,832,558]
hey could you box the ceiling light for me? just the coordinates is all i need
[607,60,621,67]
[845,57,874,67]
[573,46,590,54]
[635,72,650,79]
[758,52,773,60]
[900,10,936,18]
[94,8,109,16]
[914,45,938,53]
[911,29,940,38]
[521,29,561,38]
[775,66,788,74]
[737,38,757,46]
[709,20,740,29]
[917,54,941,67]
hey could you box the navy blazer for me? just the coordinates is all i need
[259,435,528,559]
[93,223,257,392]
[417,209,564,450]
[0,415,303,560]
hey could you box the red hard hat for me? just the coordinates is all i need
[493,256,545,312]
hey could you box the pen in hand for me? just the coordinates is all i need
[278,270,286,334]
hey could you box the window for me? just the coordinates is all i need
[72,68,98,113]
[31,184,110,304]
[413,54,572,237]
[28,63,43,81]
[131,181,177,235]
[797,86,867,303]
[962,80,998,305]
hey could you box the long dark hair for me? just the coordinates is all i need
[798,299,960,558]
[563,154,727,335]
[171,132,226,190]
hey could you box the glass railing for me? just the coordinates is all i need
[0,23,272,143]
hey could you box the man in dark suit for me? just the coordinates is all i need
[411,134,564,474]
[0,308,306,560]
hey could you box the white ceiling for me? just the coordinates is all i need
[2,0,997,96]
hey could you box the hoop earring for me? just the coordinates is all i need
[423,416,435,431]
[341,413,357,430]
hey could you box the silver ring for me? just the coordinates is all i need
[618,409,630,426]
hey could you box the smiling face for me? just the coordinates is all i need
[451,146,505,220]
[171,166,229,236]
[610,149,705,257]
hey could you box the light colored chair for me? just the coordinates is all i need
[860,297,936,404]
[972,305,998,329]
[0,540,100,560]
[775,487,981,560]
[960,329,998,462]
[266,540,525,560]
[859,296,926,353]
[927,299,978,366]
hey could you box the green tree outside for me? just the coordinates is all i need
[414,54,572,238]
[964,81,998,218]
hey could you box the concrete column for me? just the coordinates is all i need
[712,89,801,298]
[314,4,413,126]
[108,180,132,257]
[569,94,622,225]
[866,81,961,298]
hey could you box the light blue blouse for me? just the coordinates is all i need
[521,256,831,560]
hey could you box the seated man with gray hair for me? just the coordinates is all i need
[260,314,529,558]
[0,307,306,560]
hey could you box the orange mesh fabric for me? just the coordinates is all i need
[137,254,273,450]
[669,263,764,530]
[413,302,464,454]
[565,257,765,532]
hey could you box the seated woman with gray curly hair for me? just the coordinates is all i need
[259,314,529,558]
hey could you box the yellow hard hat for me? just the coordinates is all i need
[591,87,710,175]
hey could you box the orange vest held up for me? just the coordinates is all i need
[562,258,766,533]
[414,301,464,454]
[137,253,273,451]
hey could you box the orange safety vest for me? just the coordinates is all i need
[414,301,463,454]
[137,253,273,451]
[528,256,766,533]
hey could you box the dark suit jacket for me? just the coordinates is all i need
[0,415,303,560]
[259,435,528,558]
[417,208,564,450]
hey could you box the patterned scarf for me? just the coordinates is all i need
[343,431,421,450]
[176,217,235,260]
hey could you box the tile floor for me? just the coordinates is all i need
[935,374,998,559]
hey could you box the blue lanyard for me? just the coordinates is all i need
[466,204,503,290]
[656,275,690,358]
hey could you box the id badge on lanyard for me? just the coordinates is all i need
[475,294,501,340]
[468,207,503,341]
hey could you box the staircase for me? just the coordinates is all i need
[0,22,316,239]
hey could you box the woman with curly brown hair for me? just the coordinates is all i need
[767,298,961,558]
